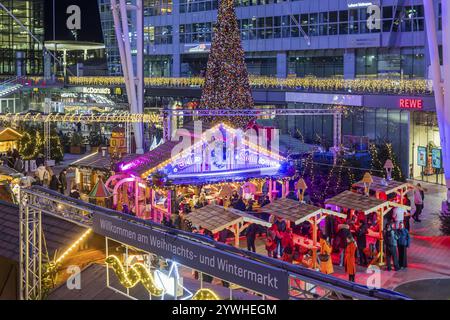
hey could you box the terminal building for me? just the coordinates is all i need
[98,0,435,79]
[95,0,443,181]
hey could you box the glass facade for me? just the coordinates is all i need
[273,104,410,176]
[145,55,172,77]
[288,51,344,78]
[144,0,172,16]
[410,112,444,184]
[356,47,425,79]
[0,0,44,75]
[179,0,218,13]
[99,0,437,78]
[98,0,122,75]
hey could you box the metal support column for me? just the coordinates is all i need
[44,99,51,161]
[19,190,43,300]
[110,0,144,154]
[424,0,450,192]
[333,112,342,148]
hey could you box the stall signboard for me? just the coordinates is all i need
[93,212,289,299]
[399,98,423,109]
[417,146,427,167]
[431,148,442,169]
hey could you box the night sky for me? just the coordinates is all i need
[44,0,104,43]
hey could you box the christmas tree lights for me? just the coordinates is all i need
[199,0,254,128]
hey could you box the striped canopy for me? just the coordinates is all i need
[88,177,112,198]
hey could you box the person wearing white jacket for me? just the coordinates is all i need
[35,165,49,186]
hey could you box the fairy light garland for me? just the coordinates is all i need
[105,255,220,299]
[55,229,92,264]
[105,255,165,296]
[67,76,433,95]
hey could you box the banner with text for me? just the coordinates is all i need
[93,212,289,299]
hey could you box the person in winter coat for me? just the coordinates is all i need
[274,217,287,258]
[245,223,258,253]
[281,229,294,262]
[396,222,410,268]
[413,184,424,222]
[319,234,334,275]
[171,213,181,229]
[69,187,80,199]
[14,157,24,172]
[266,224,278,258]
[356,220,369,266]
[49,174,61,191]
[344,236,357,282]
[384,223,400,271]
[35,164,48,186]
[59,169,68,195]
[233,197,246,212]
[336,222,351,266]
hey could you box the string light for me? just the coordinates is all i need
[191,288,220,300]
[105,255,220,299]
[55,229,92,264]
[105,255,164,296]
[138,123,285,178]
[67,76,433,95]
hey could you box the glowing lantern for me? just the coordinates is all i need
[362,172,373,196]
[384,159,394,181]
[296,178,307,202]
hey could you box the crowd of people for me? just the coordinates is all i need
[0,149,82,202]
[155,180,424,284]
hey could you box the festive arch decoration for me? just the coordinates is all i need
[106,256,220,300]
[112,176,147,216]
[105,255,164,296]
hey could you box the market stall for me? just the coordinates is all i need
[185,205,271,247]
[259,198,345,268]
[112,122,289,220]
[352,175,414,202]
[324,190,391,266]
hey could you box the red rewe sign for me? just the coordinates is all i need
[400,98,423,109]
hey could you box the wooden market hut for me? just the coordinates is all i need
[185,205,271,247]
[113,122,288,220]
[259,197,345,267]
[69,150,136,193]
[324,190,392,265]
[0,127,22,153]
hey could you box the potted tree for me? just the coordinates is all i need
[70,132,85,154]
[88,131,102,153]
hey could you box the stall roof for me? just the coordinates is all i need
[119,122,216,176]
[352,176,413,196]
[325,190,389,215]
[259,198,325,225]
[185,205,271,233]
[0,127,22,142]
[119,122,286,179]
[69,152,136,171]
[0,200,87,262]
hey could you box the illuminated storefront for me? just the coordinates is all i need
[0,0,44,76]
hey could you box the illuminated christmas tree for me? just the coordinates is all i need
[199,0,254,128]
